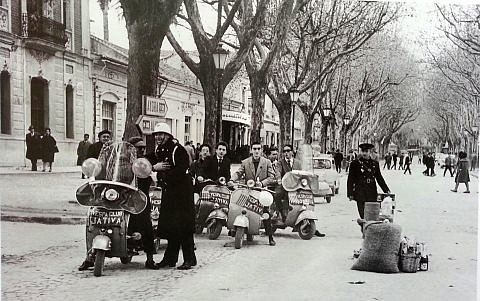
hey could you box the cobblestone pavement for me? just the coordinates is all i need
[1,163,478,300]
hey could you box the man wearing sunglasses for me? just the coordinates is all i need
[274,145,301,222]
[229,142,276,246]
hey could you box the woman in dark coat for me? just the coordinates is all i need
[26,125,42,171]
[41,128,57,172]
[451,151,470,193]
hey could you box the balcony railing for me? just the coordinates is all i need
[22,13,68,46]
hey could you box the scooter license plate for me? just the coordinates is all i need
[289,191,314,206]
[89,210,123,226]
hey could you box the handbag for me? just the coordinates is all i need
[54,145,59,153]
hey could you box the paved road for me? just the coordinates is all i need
[1,163,478,300]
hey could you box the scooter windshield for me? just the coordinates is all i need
[97,142,137,184]
[282,170,320,194]
[294,143,314,173]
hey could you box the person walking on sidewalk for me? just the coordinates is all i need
[391,153,398,170]
[25,125,42,171]
[403,154,412,175]
[451,151,470,193]
[87,130,111,159]
[347,143,391,221]
[40,128,57,172]
[443,152,454,177]
[334,149,344,173]
[150,123,196,270]
[77,134,92,179]
[383,152,391,170]
[470,153,477,171]
[399,153,404,170]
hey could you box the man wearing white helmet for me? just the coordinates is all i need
[148,122,196,270]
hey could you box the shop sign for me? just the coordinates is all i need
[222,110,250,126]
[144,95,167,117]
[135,115,166,135]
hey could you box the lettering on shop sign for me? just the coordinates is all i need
[289,192,314,206]
[236,194,263,215]
[144,96,167,117]
[89,210,123,225]
[208,191,230,207]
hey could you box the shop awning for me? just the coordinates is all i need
[222,110,250,126]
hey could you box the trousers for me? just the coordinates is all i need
[163,233,196,264]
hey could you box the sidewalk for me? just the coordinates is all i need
[0,165,81,175]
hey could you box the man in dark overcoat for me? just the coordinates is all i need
[77,134,92,178]
[26,125,42,171]
[347,143,390,221]
[149,123,196,270]
[87,130,111,159]
[274,144,301,222]
[199,141,231,182]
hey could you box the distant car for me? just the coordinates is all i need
[436,153,457,168]
[312,155,340,203]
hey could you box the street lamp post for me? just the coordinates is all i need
[322,107,331,153]
[464,129,469,152]
[289,87,299,147]
[343,116,350,154]
[213,44,229,144]
[473,126,478,155]
[92,76,98,139]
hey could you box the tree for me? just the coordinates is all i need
[119,0,184,139]
[166,0,269,146]
[98,0,111,41]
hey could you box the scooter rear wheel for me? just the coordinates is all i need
[234,227,245,249]
[298,220,316,240]
[93,250,105,277]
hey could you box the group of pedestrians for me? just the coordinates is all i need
[25,125,58,172]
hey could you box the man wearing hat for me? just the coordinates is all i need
[87,129,112,159]
[347,143,391,221]
[148,122,196,270]
[26,125,42,171]
[127,136,159,269]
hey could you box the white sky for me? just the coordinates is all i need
[89,0,480,52]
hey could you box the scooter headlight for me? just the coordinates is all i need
[107,229,113,234]
[246,179,255,188]
[218,177,226,185]
[132,158,152,178]
[213,203,220,209]
[261,212,270,220]
[301,178,308,187]
[258,191,273,207]
[82,158,102,178]
[105,189,119,201]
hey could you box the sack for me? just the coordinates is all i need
[54,145,59,153]
[352,222,402,273]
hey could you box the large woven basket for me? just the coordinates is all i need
[400,253,420,273]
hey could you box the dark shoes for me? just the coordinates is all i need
[177,258,197,270]
[155,260,176,268]
[78,260,94,271]
[145,259,160,270]
[268,237,276,246]
[315,230,326,237]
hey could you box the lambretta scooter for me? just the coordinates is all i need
[271,170,320,240]
[227,179,274,249]
[195,176,231,239]
[76,142,152,277]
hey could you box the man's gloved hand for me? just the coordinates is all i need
[197,176,204,183]
[227,180,234,187]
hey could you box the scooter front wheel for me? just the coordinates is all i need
[93,250,106,277]
[120,256,132,264]
[207,220,223,240]
[298,220,316,240]
[234,227,245,249]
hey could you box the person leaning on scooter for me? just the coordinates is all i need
[228,142,277,246]
[347,143,390,229]
[148,123,197,270]
[126,136,159,270]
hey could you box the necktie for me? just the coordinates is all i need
[287,159,291,168]
[218,159,222,170]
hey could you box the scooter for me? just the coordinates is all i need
[226,179,274,249]
[194,176,231,239]
[271,170,320,240]
[76,142,152,277]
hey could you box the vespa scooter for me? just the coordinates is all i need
[76,142,152,277]
[271,170,320,240]
[227,180,274,249]
[195,176,231,239]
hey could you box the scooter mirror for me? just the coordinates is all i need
[218,177,226,185]
[197,176,204,182]
[258,191,273,206]
[246,179,255,188]
[132,158,152,178]
[82,158,102,178]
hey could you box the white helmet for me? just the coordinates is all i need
[152,122,172,136]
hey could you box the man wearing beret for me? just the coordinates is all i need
[347,143,391,221]
[87,129,112,159]
[127,136,159,269]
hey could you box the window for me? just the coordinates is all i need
[102,101,115,134]
[63,0,71,30]
[65,84,74,138]
[184,116,191,143]
[0,70,10,134]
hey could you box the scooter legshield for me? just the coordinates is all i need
[233,214,249,228]
[206,209,228,222]
[294,210,317,226]
[92,234,111,251]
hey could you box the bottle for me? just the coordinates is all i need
[420,244,429,271]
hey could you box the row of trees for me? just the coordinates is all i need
[114,0,421,152]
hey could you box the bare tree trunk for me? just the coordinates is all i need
[276,94,292,150]
[303,114,315,144]
[199,72,224,147]
[249,72,268,144]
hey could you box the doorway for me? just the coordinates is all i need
[31,77,49,132]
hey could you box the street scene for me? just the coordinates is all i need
[1,0,479,300]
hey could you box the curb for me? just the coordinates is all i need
[1,214,85,225]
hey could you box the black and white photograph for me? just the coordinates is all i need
[0,0,478,300]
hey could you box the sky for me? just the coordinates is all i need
[89,0,480,52]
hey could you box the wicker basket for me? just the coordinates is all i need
[400,253,420,273]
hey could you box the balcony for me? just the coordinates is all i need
[0,6,8,32]
[22,13,68,51]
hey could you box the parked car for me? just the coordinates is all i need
[436,153,457,168]
[312,155,340,203]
